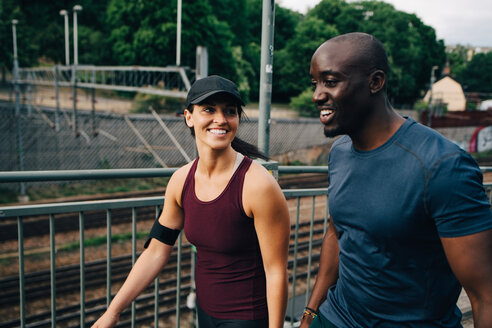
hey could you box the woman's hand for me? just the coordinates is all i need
[91,310,119,328]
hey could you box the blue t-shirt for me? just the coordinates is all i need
[320,118,492,327]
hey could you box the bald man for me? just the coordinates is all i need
[300,32,492,328]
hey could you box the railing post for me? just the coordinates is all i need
[106,209,112,306]
[154,205,161,328]
[50,214,57,328]
[305,196,316,307]
[79,212,86,327]
[176,233,183,328]
[17,216,26,328]
[131,207,137,328]
[290,197,301,326]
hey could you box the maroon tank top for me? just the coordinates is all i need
[182,156,267,320]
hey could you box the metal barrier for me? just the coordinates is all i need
[0,166,330,328]
[1,166,490,327]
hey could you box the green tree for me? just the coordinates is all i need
[290,88,318,117]
[306,0,446,107]
[0,0,448,107]
[457,52,492,93]
[448,45,470,79]
[208,0,249,47]
[106,0,239,80]
[0,0,17,78]
[33,22,63,64]
[0,1,38,70]
[273,16,338,102]
[242,0,302,100]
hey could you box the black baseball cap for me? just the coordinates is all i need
[185,75,245,108]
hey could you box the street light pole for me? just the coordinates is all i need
[427,65,438,127]
[176,0,182,66]
[59,9,69,66]
[72,5,83,135]
[11,19,20,116]
[73,5,82,66]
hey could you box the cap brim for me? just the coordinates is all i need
[191,90,245,106]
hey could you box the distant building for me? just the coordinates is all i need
[423,75,466,112]
[446,45,492,61]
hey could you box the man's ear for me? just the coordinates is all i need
[184,109,193,128]
[369,70,386,94]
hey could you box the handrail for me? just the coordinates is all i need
[1,166,490,184]
[0,168,178,182]
[0,189,328,218]
[0,166,329,183]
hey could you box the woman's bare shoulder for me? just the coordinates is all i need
[165,160,195,199]
[244,160,282,197]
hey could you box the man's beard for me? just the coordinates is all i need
[323,125,344,138]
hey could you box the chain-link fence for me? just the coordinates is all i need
[1,100,330,173]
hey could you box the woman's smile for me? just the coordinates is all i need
[208,128,228,136]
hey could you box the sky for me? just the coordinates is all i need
[278,0,492,48]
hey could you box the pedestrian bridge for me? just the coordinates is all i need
[0,165,489,327]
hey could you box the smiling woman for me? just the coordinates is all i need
[182,75,267,160]
[92,75,291,328]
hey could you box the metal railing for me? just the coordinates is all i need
[1,166,490,327]
[17,66,193,98]
[0,166,330,328]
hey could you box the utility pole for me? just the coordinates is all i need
[258,0,275,158]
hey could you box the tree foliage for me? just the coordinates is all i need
[273,16,338,102]
[1,0,461,107]
[457,52,492,93]
[306,0,445,107]
[447,45,469,79]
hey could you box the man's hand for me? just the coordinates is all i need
[299,313,315,328]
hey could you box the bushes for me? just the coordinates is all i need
[131,93,186,114]
[289,88,317,118]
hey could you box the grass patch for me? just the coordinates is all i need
[0,258,14,267]
[1,177,170,205]
[0,187,19,204]
[59,231,149,252]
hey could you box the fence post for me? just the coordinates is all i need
[72,64,79,135]
[54,66,60,131]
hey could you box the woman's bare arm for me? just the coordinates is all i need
[244,162,290,328]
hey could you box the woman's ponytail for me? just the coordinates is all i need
[231,137,268,160]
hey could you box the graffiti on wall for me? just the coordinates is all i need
[469,126,492,153]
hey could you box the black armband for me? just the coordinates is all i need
[144,218,181,248]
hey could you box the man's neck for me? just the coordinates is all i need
[351,106,405,151]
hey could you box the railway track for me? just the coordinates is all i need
[0,219,327,328]
[0,173,328,241]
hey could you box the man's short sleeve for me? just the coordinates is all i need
[427,151,492,237]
